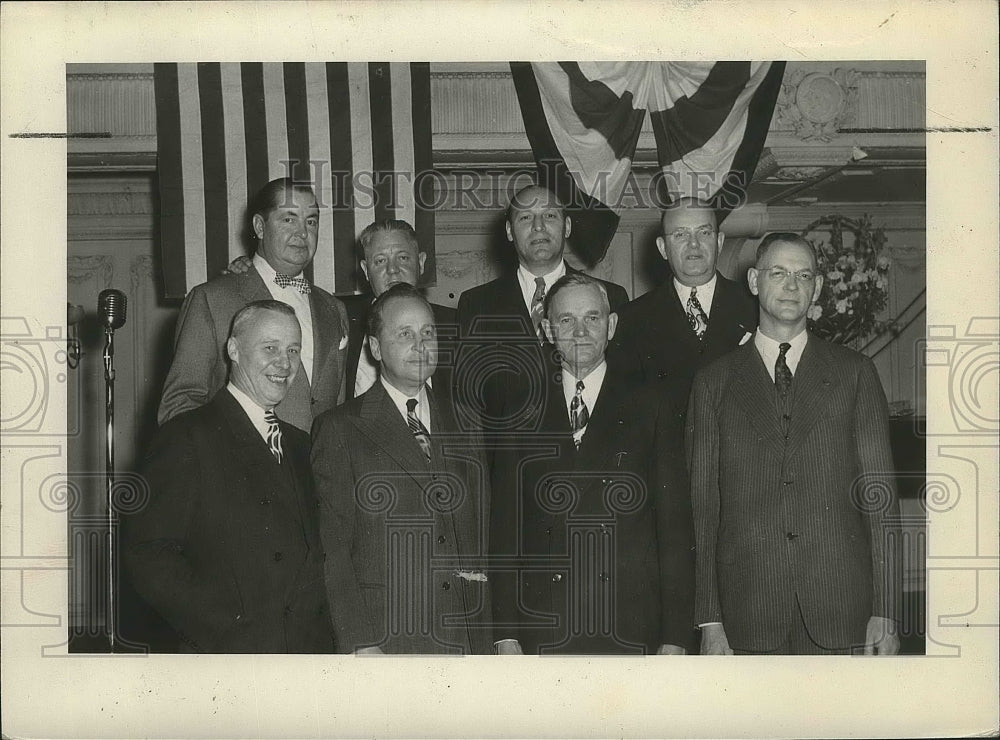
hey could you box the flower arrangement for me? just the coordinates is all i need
[802,214,891,346]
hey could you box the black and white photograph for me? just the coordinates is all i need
[2,1,997,738]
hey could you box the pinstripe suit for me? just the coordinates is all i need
[311,380,493,654]
[687,334,900,653]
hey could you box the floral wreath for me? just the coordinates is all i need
[802,214,891,346]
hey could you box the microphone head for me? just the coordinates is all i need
[98,289,127,330]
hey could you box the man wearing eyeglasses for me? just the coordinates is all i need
[610,197,757,400]
[687,232,900,656]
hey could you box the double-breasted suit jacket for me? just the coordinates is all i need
[489,361,695,654]
[311,380,493,654]
[610,273,756,395]
[342,293,458,400]
[126,389,335,653]
[687,335,901,652]
[158,265,349,432]
[456,264,629,434]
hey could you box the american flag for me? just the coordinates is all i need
[154,62,434,299]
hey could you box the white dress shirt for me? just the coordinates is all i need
[354,335,379,396]
[673,273,718,319]
[253,252,314,382]
[517,261,567,314]
[560,360,607,446]
[754,328,809,381]
[226,382,272,443]
[380,377,432,433]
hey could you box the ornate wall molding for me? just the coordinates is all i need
[66,62,926,164]
[67,255,114,287]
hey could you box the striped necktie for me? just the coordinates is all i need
[686,286,709,340]
[264,408,283,464]
[570,379,590,448]
[529,276,546,343]
[405,398,432,462]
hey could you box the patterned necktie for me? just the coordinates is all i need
[273,272,312,294]
[570,379,590,448]
[529,276,546,343]
[405,398,432,462]
[686,286,709,340]
[775,342,793,396]
[264,408,283,464]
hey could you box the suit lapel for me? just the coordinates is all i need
[237,265,273,303]
[215,389,299,517]
[784,336,840,459]
[356,382,430,482]
[500,272,533,328]
[309,290,339,385]
[728,342,787,456]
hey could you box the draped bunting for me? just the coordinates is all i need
[511,61,786,265]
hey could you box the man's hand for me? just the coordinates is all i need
[656,644,686,655]
[223,255,253,275]
[494,639,524,655]
[863,616,900,656]
[700,623,733,655]
[355,645,384,655]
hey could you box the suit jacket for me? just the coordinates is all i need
[342,293,458,400]
[125,389,335,653]
[489,360,695,654]
[311,380,493,654]
[610,272,757,397]
[158,265,349,432]
[456,264,629,432]
[687,334,901,652]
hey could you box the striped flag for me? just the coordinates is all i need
[154,62,434,299]
[511,61,785,265]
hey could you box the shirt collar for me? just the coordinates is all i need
[226,382,271,440]
[380,376,431,430]
[754,328,809,378]
[253,252,308,283]
[517,261,567,305]
[561,360,607,405]
[673,273,718,316]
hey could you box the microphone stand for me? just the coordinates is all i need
[102,324,117,652]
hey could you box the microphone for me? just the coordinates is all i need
[98,289,127,331]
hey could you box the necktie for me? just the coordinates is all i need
[570,379,590,448]
[529,276,546,343]
[775,342,793,396]
[273,272,312,294]
[405,398,432,462]
[264,408,283,464]
[686,286,709,340]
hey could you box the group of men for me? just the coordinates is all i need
[126,177,900,656]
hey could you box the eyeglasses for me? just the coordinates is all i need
[762,267,816,284]
[665,226,717,242]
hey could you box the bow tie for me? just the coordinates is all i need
[273,273,311,294]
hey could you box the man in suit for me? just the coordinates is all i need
[456,184,628,429]
[158,177,349,433]
[490,273,695,655]
[312,284,492,654]
[126,300,334,653]
[688,233,900,655]
[341,218,457,399]
[610,197,757,396]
